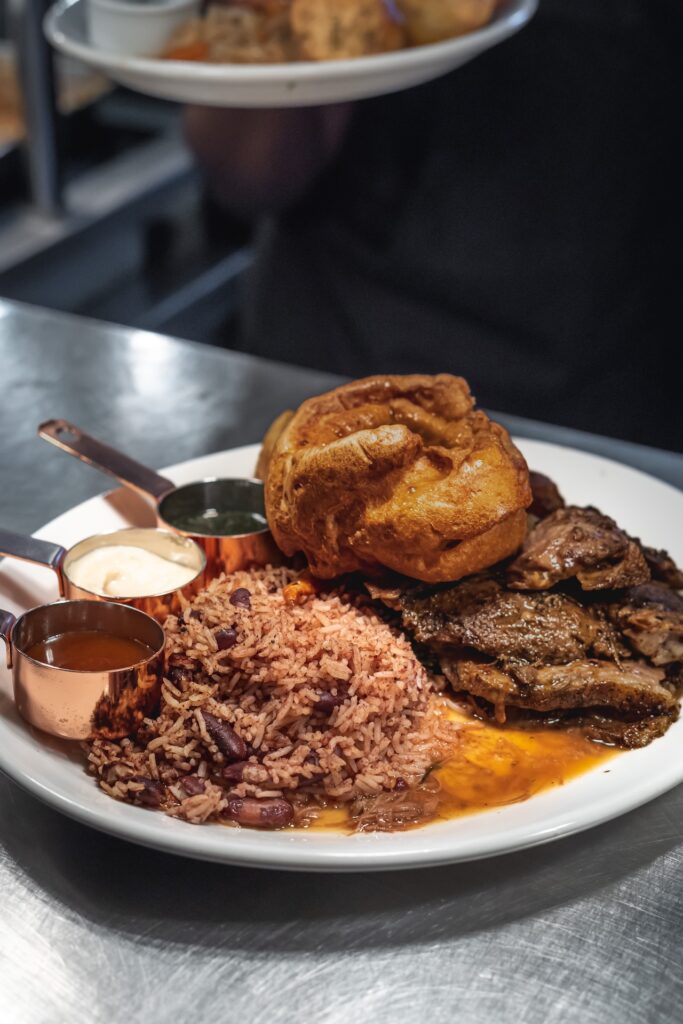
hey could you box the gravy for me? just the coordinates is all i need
[27,630,155,672]
[307,704,614,832]
[432,706,614,819]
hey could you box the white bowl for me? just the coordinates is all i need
[86,0,198,58]
[46,0,537,108]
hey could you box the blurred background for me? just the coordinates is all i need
[1,0,680,451]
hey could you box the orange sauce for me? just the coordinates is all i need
[307,705,615,832]
[431,706,614,820]
[27,631,154,672]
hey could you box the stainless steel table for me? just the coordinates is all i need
[1,299,682,1024]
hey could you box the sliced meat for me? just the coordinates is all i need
[507,506,650,592]
[607,583,683,665]
[401,575,624,664]
[442,655,676,716]
[463,699,678,750]
[365,577,417,611]
[572,710,678,749]
[639,545,683,590]
[623,582,683,612]
[528,471,565,520]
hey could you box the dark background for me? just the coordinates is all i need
[241,0,682,450]
[1,0,681,451]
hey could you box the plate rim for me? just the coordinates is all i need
[44,0,537,83]
[1,437,682,872]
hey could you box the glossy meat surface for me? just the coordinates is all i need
[640,545,683,589]
[443,656,676,716]
[607,583,683,666]
[373,507,682,749]
[507,506,650,591]
[401,575,622,665]
[528,470,565,520]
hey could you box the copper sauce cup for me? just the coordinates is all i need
[0,527,206,622]
[39,419,282,578]
[0,600,165,740]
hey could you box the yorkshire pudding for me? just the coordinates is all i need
[258,374,531,583]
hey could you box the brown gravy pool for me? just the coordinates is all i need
[307,705,615,832]
[27,630,154,671]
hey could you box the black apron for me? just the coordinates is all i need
[242,0,682,449]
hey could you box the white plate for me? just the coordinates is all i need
[1,440,682,872]
[44,0,537,108]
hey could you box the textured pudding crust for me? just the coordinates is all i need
[260,374,531,583]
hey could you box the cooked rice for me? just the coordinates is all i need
[87,567,457,830]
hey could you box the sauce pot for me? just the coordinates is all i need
[39,419,282,577]
[0,526,206,622]
[0,599,165,740]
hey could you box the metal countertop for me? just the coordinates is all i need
[1,299,682,1024]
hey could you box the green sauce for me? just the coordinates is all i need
[171,509,268,537]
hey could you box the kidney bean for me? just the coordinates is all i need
[225,797,294,829]
[189,610,203,621]
[229,588,251,609]
[316,691,345,714]
[181,775,206,796]
[130,776,165,807]
[167,659,200,685]
[202,712,247,761]
[167,664,186,685]
[221,761,249,784]
[215,627,238,651]
[394,778,408,792]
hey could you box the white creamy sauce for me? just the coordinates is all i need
[68,545,197,597]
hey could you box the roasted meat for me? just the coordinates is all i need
[639,546,683,590]
[442,654,679,748]
[528,471,565,520]
[622,582,683,612]
[442,656,677,717]
[572,711,677,748]
[606,583,683,665]
[507,506,650,592]
[400,575,624,665]
[370,515,681,748]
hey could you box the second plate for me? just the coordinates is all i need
[44,0,537,108]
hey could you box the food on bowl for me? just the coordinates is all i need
[163,0,497,63]
[258,374,531,583]
[67,544,198,598]
[87,566,457,830]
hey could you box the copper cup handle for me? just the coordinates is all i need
[0,609,16,668]
[0,529,68,595]
[38,419,174,502]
